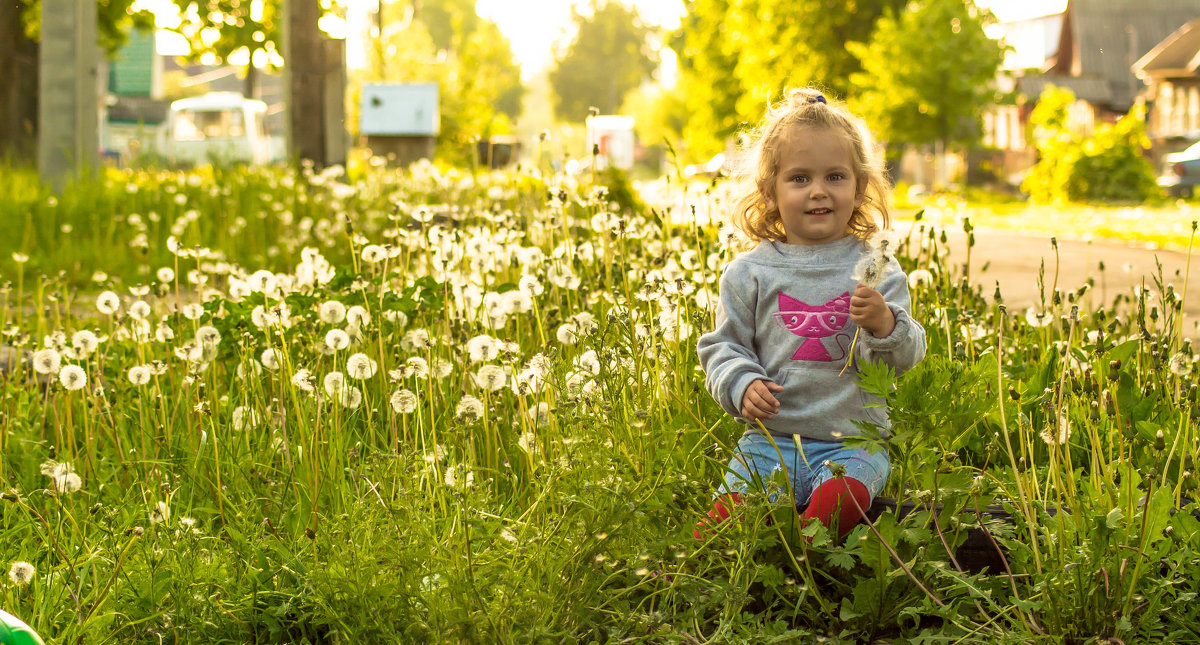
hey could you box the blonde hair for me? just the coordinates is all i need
[732,88,891,243]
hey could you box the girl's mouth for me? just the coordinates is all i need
[807,208,833,215]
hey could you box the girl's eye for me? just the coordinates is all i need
[791,175,808,183]
[829,173,845,181]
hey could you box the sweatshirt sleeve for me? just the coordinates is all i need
[857,260,926,374]
[696,264,769,418]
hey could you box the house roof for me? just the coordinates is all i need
[1018,75,1114,103]
[1044,0,1200,110]
[1133,17,1200,75]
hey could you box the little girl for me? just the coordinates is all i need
[695,88,926,540]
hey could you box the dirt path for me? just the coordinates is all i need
[926,224,1200,336]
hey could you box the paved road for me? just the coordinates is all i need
[924,225,1200,336]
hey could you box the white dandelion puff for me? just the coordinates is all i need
[72,330,99,355]
[474,365,507,391]
[325,329,351,351]
[195,325,221,347]
[319,300,346,324]
[455,396,485,423]
[324,371,346,395]
[96,291,120,315]
[339,385,362,409]
[58,365,87,391]
[466,335,499,362]
[181,303,205,320]
[149,500,169,525]
[129,300,152,320]
[291,368,316,393]
[346,353,378,379]
[8,561,35,586]
[32,348,61,375]
[346,305,371,328]
[260,348,281,371]
[908,269,934,288]
[556,323,579,345]
[390,389,418,413]
[127,364,152,386]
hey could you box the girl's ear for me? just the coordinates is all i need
[761,187,775,212]
[854,191,864,210]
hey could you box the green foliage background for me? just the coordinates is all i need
[1022,86,1160,203]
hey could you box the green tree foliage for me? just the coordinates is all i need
[17,0,155,53]
[847,0,1005,154]
[671,0,904,159]
[168,0,290,98]
[353,0,523,162]
[1021,86,1158,203]
[548,0,658,122]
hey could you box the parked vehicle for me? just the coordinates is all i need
[1158,140,1200,197]
[162,92,272,167]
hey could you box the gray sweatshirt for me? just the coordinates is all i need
[697,237,926,440]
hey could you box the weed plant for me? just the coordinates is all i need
[0,160,1198,643]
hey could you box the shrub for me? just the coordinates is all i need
[1022,85,1158,203]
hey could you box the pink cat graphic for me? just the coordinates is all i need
[773,291,851,361]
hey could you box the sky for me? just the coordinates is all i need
[143,0,1068,74]
[474,0,685,74]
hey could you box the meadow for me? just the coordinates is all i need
[1,160,1198,643]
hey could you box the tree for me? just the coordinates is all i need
[0,0,153,160]
[549,1,658,121]
[168,0,286,99]
[848,0,1006,177]
[671,0,905,159]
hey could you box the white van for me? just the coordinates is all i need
[163,92,272,167]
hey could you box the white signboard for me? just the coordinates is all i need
[361,83,439,136]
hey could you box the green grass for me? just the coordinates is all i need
[0,162,1198,643]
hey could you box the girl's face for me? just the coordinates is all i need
[766,126,863,246]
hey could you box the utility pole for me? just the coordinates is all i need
[38,0,99,189]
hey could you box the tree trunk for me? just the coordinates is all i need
[244,63,258,100]
[0,0,40,162]
[286,0,326,167]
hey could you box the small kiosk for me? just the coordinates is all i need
[361,83,439,165]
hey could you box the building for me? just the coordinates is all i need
[1133,17,1200,158]
[982,0,1200,183]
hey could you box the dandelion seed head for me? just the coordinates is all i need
[474,364,507,391]
[556,323,579,345]
[466,335,499,362]
[291,368,316,393]
[58,364,87,391]
[8,561,35,586]
[96,291,120,315]
[260,348,281,371]
[149,501,169,524]
[390,389,418,414]
[325,328,351,351]
[346,352,378,379]
[127,364,152,386]
[319,300,346,324]
[455,396,485,423]
[339,385,362,409]
[324,371,346,395]
[32,348,61,375]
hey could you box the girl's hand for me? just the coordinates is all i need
[850,283,895,337]
[740,379,783,420]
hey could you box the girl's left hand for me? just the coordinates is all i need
[849,283,895,337]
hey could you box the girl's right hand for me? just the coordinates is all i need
[740,379,784,420]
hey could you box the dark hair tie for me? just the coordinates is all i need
[810,94,827,104]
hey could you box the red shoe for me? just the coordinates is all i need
[693,492,745,540]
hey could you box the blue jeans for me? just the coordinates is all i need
[717,432,891,508]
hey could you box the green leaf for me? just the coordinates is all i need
[1106,507,1125,530]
